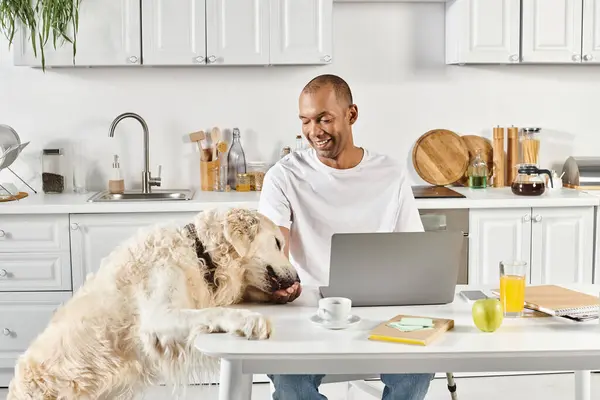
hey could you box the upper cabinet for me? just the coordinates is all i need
[13,0,333,67]
[582,0,600,62]
[270,0,334,64]
[206,0,270,65]
[446,0,600,64]
[142,0,207,66]
[445,0,521,64]
[14,0,141,67]
[521,0,583,63]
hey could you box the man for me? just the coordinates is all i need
[258,74,433,400]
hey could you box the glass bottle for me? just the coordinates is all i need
[468,149,488,189]
[295,135,303,151]
[227,128,247,190]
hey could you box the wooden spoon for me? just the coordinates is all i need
[211,127,221,161]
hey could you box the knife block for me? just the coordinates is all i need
[200,159,220,191]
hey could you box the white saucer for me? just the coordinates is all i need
[309,314,361,330]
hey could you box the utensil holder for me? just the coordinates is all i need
[200,159,220,191]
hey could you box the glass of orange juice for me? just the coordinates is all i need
[499,260,527,317]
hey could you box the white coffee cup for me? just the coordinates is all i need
[317,297,352,323]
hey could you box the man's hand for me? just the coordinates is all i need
[271,282,302,304]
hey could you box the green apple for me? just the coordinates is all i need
[472,298,504,332]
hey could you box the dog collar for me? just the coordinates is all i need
[184,223,218,289]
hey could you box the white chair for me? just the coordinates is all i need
[268,373,458,399]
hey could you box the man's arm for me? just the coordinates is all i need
[395,171,425,232]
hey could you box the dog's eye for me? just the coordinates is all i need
[275,238,282,251]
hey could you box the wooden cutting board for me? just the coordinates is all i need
[412,129,469,186]
[455,135,494,186]
[0,192,28,202]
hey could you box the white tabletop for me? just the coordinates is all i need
[195,285,600,374]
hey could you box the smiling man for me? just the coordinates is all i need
[258,74,432,400]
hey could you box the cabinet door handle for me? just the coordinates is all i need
[321,55,332,63]
[70,223,79,231]
[534,214,542,222]
[0,229,5,237]
[128,56,139,64]
[0,269,7,277]
[584,54,594,62]
[523,214,531,222]
[572,54,581,62]
[207,55,217,64]
[509,54,519,62]
[194,56,205,63]
[2,328,10,336]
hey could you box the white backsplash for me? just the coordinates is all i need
[1,2,598,193]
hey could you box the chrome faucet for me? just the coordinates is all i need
[108,112,161,194]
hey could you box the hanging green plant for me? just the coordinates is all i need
[0,0,82,71]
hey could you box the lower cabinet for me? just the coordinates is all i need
[469,206,595,286]
[69,212,199,290]
[0,292,72,387]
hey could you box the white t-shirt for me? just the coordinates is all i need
[258,148,424,287]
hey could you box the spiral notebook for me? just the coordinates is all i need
[493,285,600,321]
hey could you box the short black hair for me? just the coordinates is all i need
[302,74,353,106]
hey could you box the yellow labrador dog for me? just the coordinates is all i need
[8,208,299,399]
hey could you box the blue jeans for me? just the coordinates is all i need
[268,373,434,400]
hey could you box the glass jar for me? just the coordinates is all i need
[519,127,541,165]
[247,161,268,191]
[41,148,65,194]
[236,173,251,192]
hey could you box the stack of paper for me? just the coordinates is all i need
[369,314,454,346]
[387,317,435,332]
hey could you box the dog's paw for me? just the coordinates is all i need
[229,310,272,340]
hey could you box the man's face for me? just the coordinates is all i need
[298,86,356,160]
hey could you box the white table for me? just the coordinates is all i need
[195,285,600,400]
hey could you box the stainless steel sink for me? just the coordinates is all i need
[87,189,194,202]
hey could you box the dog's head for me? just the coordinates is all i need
[223,208,300,300]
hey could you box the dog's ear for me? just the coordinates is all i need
[223,208,261,257]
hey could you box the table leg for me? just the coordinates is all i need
[574,370,591,400]
[218,359,253,400]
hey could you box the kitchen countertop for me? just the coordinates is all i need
[0,186,598,215]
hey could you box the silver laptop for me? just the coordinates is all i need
[319,231,465,307]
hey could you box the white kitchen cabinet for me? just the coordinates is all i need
[521,0,583,63]
[0,214,69,253]
[142,0,207,65]
[468,208,531,285]
[0,253,72,292]
[0,292,72,386]
[269,0,334,64]
[69,212,198,290]
[469,206,595,286]
[205,0,271,65]
[13,0,141,67]
[445,0,521,64]
[582,0,600,62]
[530,206,594,285]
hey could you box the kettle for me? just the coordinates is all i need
[511,163,553,196]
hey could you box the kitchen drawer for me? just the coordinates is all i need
[0,214,70,252]
[0,292,72,369]
[0,252,72,291]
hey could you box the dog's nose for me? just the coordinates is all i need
[266,266,299,292]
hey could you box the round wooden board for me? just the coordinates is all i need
[0,191,29,202]
[412,129,469,186]
[455,135,494,186]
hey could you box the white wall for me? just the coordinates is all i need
[1,2,599,193]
